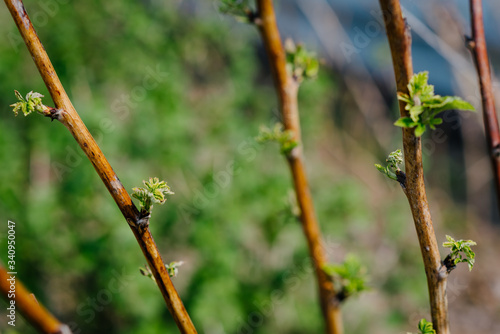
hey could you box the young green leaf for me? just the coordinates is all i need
[394,117,417,128]
[395,71,475,137]
[374,163,387,174]
[414,124,426,137]
[417,318,436,334]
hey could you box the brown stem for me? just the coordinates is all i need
[468,0,500,213]
[4,1,196,332]
[378,1,449,333]
[0,265,72,334]
[255,1,342,333]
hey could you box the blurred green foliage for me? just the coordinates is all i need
[323,254,369,301]
[0,1,450,333]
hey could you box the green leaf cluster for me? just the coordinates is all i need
[375,149,403,181]
[166,261,184,278]
[285,39,319,83]
[219,0,252,22]
[139,261,183,282]
[395,71,474,137]
[132,177,174,213]
[407,318,435,334]
[256,123,298,155]
[10,90,46,116]
[323,254,369,301]
[442,235,477,271]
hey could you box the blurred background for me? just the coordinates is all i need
[0,0,499,333]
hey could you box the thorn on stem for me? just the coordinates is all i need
[126,218,137,228]
[47,108,63,122]
[492,144,500,158]
[136,211,151,232]
[335,290,347,304]
[465,35,475,50]
[30,293,39,305]
[246,9,259,24]
[403,18,412,35]
[57,324,73,334]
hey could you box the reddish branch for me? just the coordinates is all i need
[0,265,72,334]
[4,0,196,332]
[255,1,342,333]
[468,0,500,212]
[378,1,449,333]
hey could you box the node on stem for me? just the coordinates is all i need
[375,149,404,182]
[218,0,254,23]
[284,39,319,83]
[322,254,369,303]
[256,123,298,155]
[140,261,184,282]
